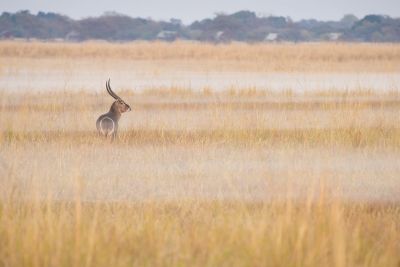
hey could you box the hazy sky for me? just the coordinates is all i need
[2,0,399,23]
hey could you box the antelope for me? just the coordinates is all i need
[96,79,131,140]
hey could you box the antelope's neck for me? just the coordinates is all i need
[108,108,122,121]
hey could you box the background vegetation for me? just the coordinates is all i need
[1,10,399,42]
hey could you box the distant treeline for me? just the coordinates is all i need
[0,10,399,42]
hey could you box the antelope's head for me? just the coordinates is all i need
[106,79,131,113]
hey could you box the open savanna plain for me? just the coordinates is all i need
[0,41,400,267]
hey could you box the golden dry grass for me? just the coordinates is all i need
[1,41,400,72]
[1,42,400,267]
[0,199,399,267]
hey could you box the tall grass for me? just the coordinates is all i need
[1,196,399,267]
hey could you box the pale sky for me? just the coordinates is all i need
[1,0,399,24]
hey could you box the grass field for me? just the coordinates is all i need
[0,41,400,267]
[1,41,400,72]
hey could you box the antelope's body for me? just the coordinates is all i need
[96,79,131,140]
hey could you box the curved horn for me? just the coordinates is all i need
[106,79,120,100]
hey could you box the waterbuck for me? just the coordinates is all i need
[96,79,131,140]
